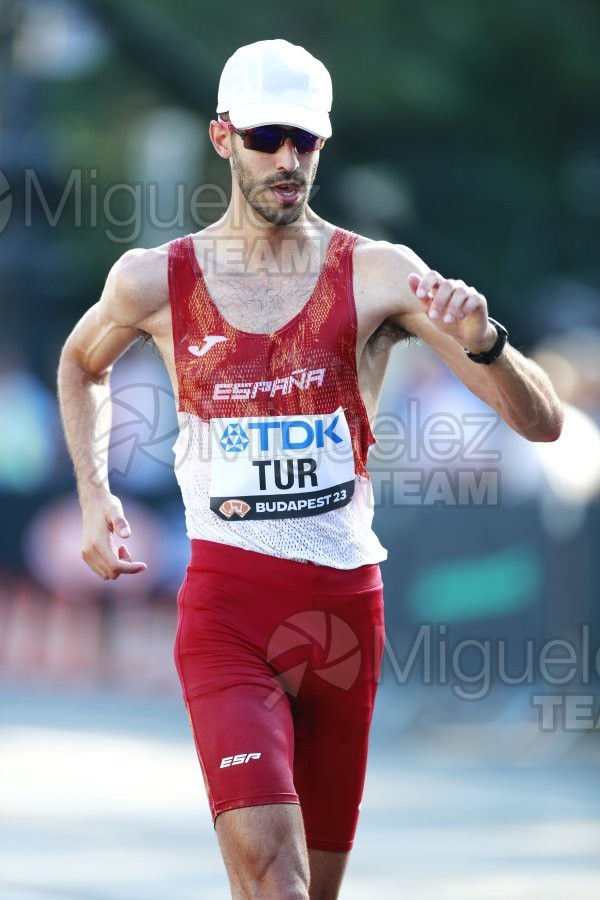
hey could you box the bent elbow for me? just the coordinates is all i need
[58,338,112,386]
[525,407,565,443]
[537,424,562,443]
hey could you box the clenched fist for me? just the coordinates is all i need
[408,271,497,354]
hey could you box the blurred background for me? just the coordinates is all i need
[1,0,599,897]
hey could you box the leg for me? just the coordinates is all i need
[216,803,310,900]
[307,849,349,900]
[288,581,385,886]
[175,547,382,898]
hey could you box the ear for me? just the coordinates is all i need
[209,119,232,159]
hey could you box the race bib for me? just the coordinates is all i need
[209,408,355,520]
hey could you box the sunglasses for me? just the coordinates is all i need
[218,117,325,154]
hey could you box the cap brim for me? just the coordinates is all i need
[225,101,332,139]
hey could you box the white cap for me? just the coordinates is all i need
[217,39,332,139]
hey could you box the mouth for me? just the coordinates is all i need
[270,182,303,204]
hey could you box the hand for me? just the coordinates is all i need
[407,271,497,354]
[81,493,148,580]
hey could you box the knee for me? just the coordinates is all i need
[226,833,309,899]
[241,846,309,899]
[217,805,310,899]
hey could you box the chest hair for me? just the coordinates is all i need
[202,269,321,333]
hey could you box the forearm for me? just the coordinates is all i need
[399,269,564,443]
[451,343,564,442]
[57,353,114,502]
[55,259,151,579]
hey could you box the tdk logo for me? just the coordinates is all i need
[241,415,343,452]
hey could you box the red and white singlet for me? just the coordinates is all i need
[167,228,387,568]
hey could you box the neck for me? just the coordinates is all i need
[222,198,320,239]
[205,200,325,272]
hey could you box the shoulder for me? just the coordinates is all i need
[103,242,172,328]
[350,235,430,332]
[353,236,428,289]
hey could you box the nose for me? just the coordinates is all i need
[275,136,299,171]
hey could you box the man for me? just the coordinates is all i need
[57,39,563,900]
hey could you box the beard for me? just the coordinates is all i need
[230,143,319,226]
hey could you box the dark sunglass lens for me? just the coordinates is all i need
[242,125,321,154]
[245,126,283,153]
[293,129,320,153]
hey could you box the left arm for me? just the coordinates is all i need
[397,267,563,442]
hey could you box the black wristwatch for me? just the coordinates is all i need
[465,318,508,365]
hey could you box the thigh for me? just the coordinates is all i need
[292,584,385,852]
[185,682,300,821]
[174,565,301,821]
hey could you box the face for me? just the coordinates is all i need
[229,130,321,226]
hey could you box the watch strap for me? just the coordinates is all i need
[465,317,508,365]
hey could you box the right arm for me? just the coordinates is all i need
[57,248,164,579]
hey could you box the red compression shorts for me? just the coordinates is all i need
[174,540,385,853]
